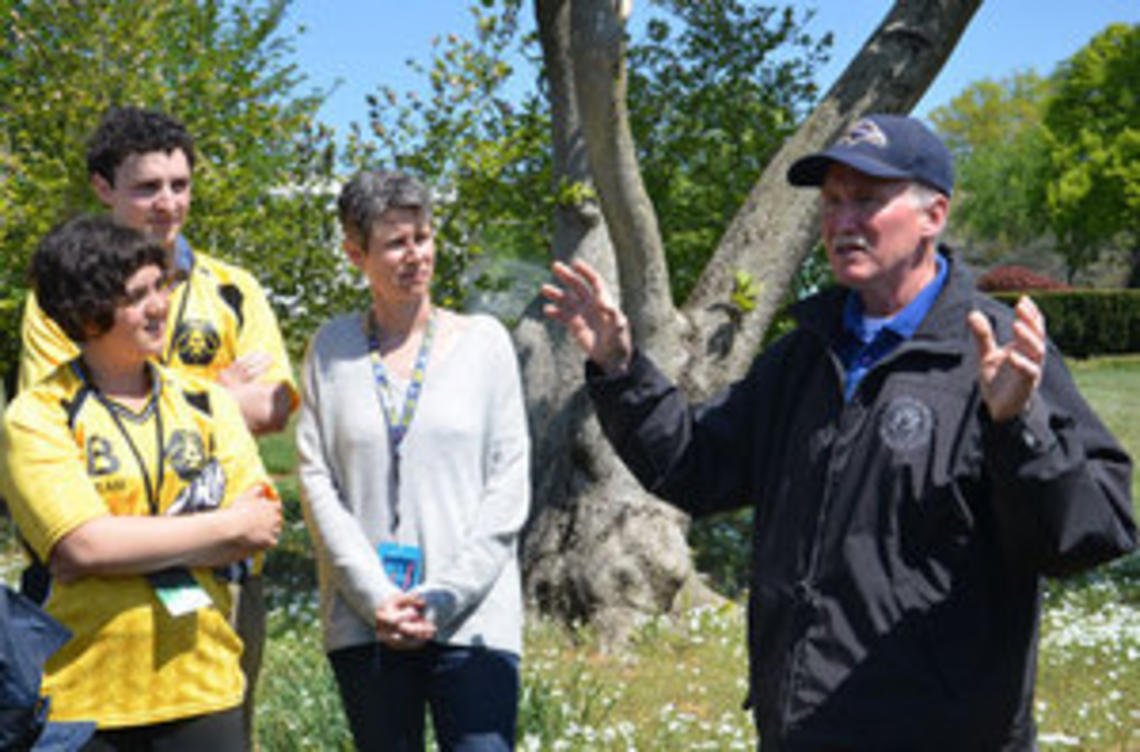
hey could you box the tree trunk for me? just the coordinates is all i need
[518,0,981,642]
[518,0,707,645]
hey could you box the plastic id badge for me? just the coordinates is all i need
[148,568,212,617]
[378,543,423,591]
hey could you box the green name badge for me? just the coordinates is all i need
[148,568,211,617]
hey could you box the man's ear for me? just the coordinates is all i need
[91,173,114,207]
[921,193,950,240]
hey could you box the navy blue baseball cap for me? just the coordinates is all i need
[787,114,953,196]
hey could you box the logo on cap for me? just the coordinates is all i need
[838,118,888,148]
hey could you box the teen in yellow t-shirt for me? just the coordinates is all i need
[1,216,281,750]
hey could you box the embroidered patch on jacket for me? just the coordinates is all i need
[879,395,934,453]
[173,318,221,366]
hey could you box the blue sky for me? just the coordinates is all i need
[284,1,1139,137]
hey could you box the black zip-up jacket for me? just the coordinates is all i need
[588,250,1136,751]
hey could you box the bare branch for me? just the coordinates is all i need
[569,0,683,365]
[536,0,611,268]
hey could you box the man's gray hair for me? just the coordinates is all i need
[908,181,945,210]
[337,170,433,247]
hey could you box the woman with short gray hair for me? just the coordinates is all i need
[298,169,530,750]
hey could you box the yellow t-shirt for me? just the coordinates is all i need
[18,247,298,412]
[0,361,273,728]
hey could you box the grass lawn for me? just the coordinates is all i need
[1036,355,1140,751]
[1070,354,1140,517]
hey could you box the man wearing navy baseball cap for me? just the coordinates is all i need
[542,113,1136,749]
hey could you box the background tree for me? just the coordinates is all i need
[626,0,831,302]
[0,0,341,374]
[931,72,1049,155]
[1043,22,1140,285]
[352,1,834,317]
[929,23,1140,286]
[928,73,1053,264]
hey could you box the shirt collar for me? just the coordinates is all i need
[842,252,948,344]
[173,234,195,273]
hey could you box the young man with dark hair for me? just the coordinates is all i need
[20,107,296,433]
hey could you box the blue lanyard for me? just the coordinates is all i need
[367,311,437,450]
[161,236,195,367]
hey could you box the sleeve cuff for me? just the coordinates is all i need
[414,585,460,629]
[585,348,652,390]
[987,393,1057,461]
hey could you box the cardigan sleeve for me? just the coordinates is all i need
[413,319,531,632]
[297,329,400,627]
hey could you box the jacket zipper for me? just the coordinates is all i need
[780,342,847,733]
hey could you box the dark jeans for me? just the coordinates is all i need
[79,707,244,752]
[329,642,519,751]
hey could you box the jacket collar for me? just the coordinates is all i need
[792,245,975,350]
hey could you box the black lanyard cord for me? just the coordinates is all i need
[93,370,166,516]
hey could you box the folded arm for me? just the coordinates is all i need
[216,351,295,434]
[50,484,281,582]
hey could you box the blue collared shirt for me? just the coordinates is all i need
[837,254,948,401]
[172,234,194,272]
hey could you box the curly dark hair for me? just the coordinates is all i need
[32,215,168,343]
[86,107,196,185]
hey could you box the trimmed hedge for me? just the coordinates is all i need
[992,289,1140,358]
[977,265,1069,293]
